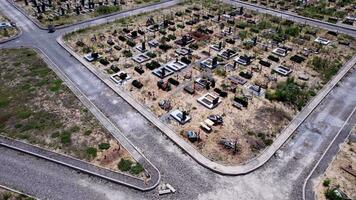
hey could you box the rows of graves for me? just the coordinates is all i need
[67,1,355,164]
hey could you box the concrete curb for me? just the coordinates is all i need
[6,0,176,30]
[0,184,39,200]
[0,47,161,191]
[57,24,356,175]
[302,107,356,200]
[229,0,356,36]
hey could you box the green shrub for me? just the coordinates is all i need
[323,179,331,187]
[98,143,110,150]
[118,158,133,171]
[130,163,144,175]
[266,78,311,110]
[86,147,97,158]
[17,109,32,119]
[60,131,71,144]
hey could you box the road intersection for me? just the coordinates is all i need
[0,0,355,199]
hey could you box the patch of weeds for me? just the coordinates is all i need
[118,158,133,171]
[85,147,97,158]
[60,131,71,144]
[17,109,32,119]
[130,163,144,175]
[49,79,62,92]
[98,143,110,150]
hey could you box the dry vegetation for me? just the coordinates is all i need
[64,0,355,165]
[0,48,143,175]
[0,188,35,200]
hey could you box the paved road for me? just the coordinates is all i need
[225,0,356,37]
[0,0,356,199]
[304,109,356,200]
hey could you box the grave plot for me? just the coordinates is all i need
[0,13,18,40]
[0,48,144,176]
[242,0,356,26]
[14,0,161,27]
[65,0,356,165]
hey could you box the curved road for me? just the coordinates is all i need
[0,0,355,199]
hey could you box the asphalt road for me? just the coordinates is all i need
[0,0,356,199]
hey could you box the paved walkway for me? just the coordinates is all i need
[58,28,356,174]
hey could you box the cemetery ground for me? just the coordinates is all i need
[0,13,18,41]
[0,187,35,200]
[0,48,144,176]
[241,0,356,27]
[14,0,161,27]
[64,0,356,165]
[314,129,356,200]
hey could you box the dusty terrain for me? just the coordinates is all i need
[14,0,160,26]
[64,0,356,165]
[0,48,140,175]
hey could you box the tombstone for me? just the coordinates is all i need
[217,15,221,22]
[36,5,41,13]
[181,111,187,121]
[60,7,65,16]
[41,3,45,12]
[32,0,37,7]
[163,20,169,28]
[233,60,237,68]
[66,3,70,10]
[48,0,52,7]
[212,97,219,105]
[212,57,218,67]
[227,50,231,59]
[253,37,257,46]
[75,6,80,15]
[81,0,84,6]
[99,1,103,6]
[240,7,244,15]
[142,42,146,51]
[228,27,232,33]
[24,0,28,6]
[218,41,222,50]
[210,79,215,88]
[113,0,117,5]
[161,68,166,78]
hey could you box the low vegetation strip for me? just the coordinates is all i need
[0,48,143,176]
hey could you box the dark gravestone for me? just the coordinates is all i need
[24,0,28,6]
[37,5,41,13]
[60,7,65,16]
[142,42,146,51]
[75,6,80,15]
[41,3,45,12]
[212,57,218,67]
[81,0,84,6]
